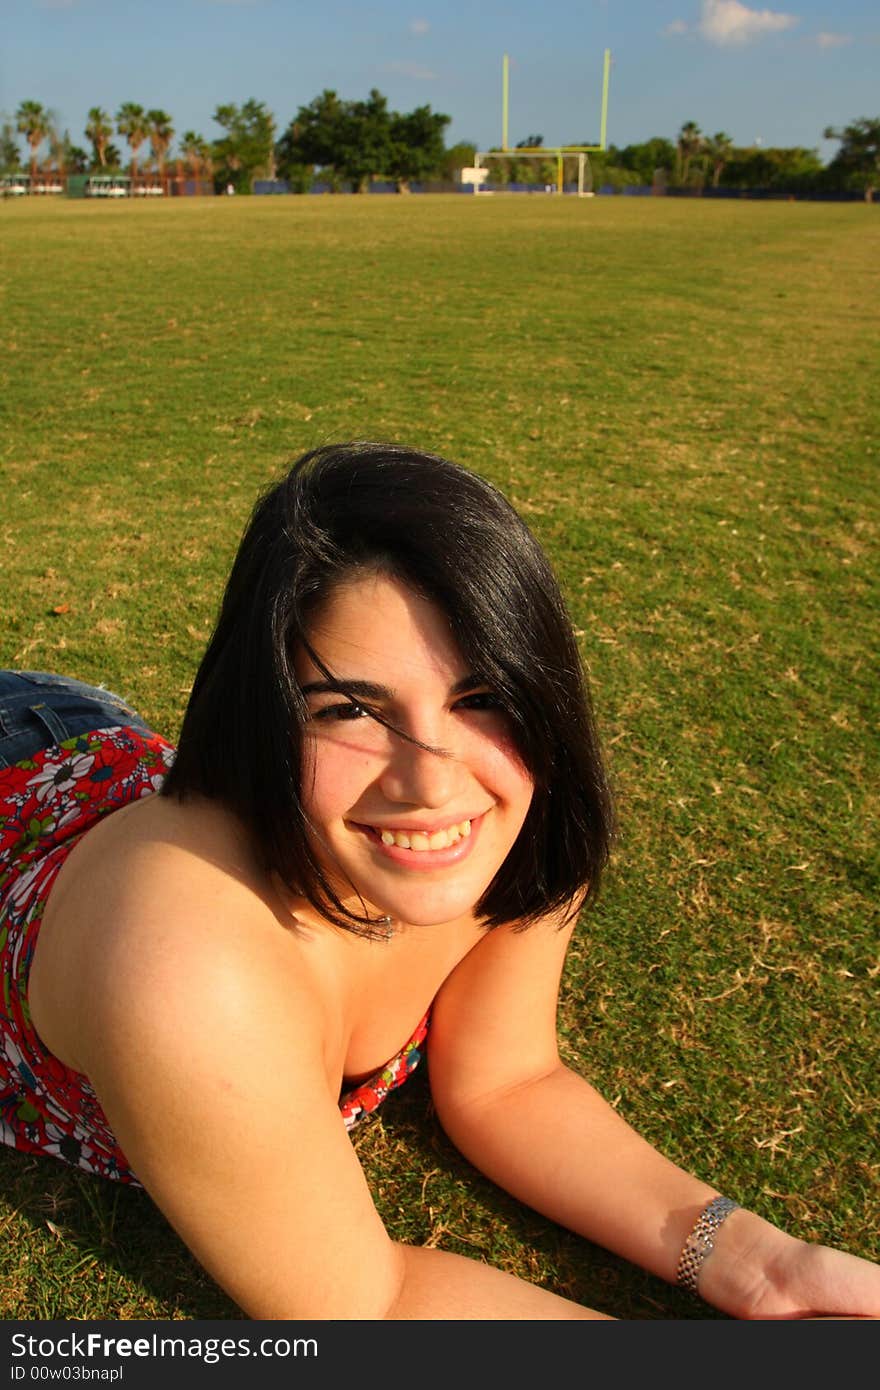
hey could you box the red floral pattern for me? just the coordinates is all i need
[339,1012,428,1132]
[0,726,428,1185]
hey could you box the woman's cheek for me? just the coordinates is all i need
[469,728,533,796]
[304,740,373,819]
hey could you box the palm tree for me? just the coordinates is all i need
[85,107,113,169]
[116,102,148,179]
[181,130,211,179]
[705,131,733,188]
[46,125,67,176]
[15,100,50,181]
[146,109,174,178]
[676,120,704,185]
[59,133,89,176]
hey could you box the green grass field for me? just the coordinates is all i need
[1,194,878,1319]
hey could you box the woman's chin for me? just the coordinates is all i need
[337,885,482,933]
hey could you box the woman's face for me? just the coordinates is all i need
[295,572,534,929]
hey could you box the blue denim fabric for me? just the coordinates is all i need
[0,671,152,769]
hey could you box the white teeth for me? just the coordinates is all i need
[375,819,473,851]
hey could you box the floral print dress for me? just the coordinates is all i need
[0,726,428,1186]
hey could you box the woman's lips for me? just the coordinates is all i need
[353,814,483,870]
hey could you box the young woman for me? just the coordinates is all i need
[1,443,877,1320]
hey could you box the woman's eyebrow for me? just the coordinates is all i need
[450,673,487,695]
[298,678,391,699]
[299,674,485,698]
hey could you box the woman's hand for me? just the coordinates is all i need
[700,1211,880,1319]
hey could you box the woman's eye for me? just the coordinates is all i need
[455,691,502,712]
[313,701,370,722]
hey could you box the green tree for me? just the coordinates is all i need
[146,109,174,177]
[279,88,391,192]
[212,99,275,193]
[339,89,392,192]
[272,121,314,193]
[676,120,704,185]
[618,137,676,184]
[387,104,450,192]
[720,146,823,192]
[439,140,477,182]
[85,106,113,168]
[583,149,643,192]
[62,137,89,175]
[181,130,212,180]
[85,139,122,173]
[15,100,50,180]
[484,148,511,188]
[116,102,149,178]
[278,89,344,181]
[45,125,68,175]
[823,117,880,201]
[704,131,734,187]
[0,120,21,174]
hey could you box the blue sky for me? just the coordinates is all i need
[3,0,878,163]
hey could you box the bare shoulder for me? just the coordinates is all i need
[23,794,407,1317]
[30,792,327,1074]
[436,905,577,1014]
[428,907,578,1107]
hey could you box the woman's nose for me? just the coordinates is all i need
[378,738,463,809]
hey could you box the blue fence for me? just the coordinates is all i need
[253,177,875,202]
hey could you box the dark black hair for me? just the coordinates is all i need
[162,442,613,933]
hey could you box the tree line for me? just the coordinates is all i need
[3,96,878,199]
[489,120,880,200]
[4,93,467,195]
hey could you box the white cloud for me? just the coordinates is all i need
[815,31,852,48]
[665,18,689,35]
[409,18,430,35]
[383,61,438,80]
[698,1,798,45]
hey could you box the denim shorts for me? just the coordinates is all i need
[0,671,152,769]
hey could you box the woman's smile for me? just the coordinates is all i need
[350,811,482,869]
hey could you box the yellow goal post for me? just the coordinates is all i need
[470,48,611,196]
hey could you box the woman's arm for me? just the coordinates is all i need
[70,853,607,1319]
[428,913,880,1319]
